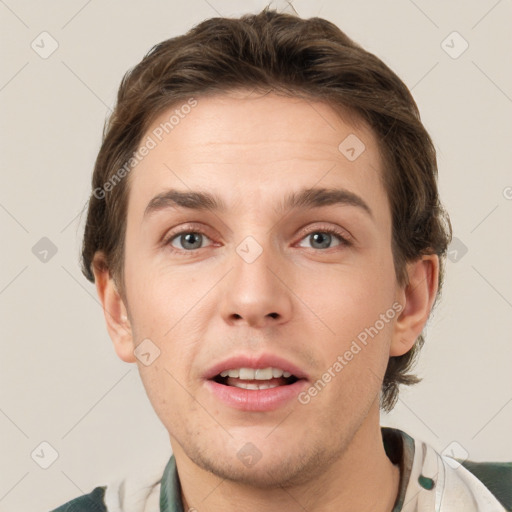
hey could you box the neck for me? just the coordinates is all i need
[172,404,400,512]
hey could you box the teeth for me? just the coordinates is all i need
[256,382,278,390]
[218,367,293,380]
[239,368,255,380]
[272,368,282,378]
[230,381,280,390]
[255,368,273,380]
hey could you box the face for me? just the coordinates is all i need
[120,91,404,486]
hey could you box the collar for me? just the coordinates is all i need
[160,454,184,512]
[382,427,416,511]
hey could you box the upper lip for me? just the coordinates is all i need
[204,353,309,381]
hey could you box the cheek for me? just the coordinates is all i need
[308,316,396,418]
[297,258,397,393]
[125,262,196,337]
[304,256,397,333]
[124,265,209,390]
[135,359,189,435]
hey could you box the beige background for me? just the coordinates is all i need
[1,0,511,510]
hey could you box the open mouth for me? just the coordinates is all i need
[212,367,300,390]
[205,360,308,411]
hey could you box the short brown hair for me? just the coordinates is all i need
[81,8,451,411]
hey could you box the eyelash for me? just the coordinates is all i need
[296,225,353,250]
[163,224,353,254]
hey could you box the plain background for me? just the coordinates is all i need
[1,0,511,510]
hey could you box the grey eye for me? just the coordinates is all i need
[298,231,342,250]
[171,232,206,250]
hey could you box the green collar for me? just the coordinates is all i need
[382,427,415,512]
[160,455,184,512]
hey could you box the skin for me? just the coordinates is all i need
[94,90,439,512]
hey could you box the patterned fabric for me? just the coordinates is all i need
[50,427,508,512]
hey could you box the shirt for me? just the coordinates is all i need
[50,427,508,511]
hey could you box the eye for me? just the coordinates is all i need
[297,228,350,250]
[164,226,351,253]
[168,231,212,251]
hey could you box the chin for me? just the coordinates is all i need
[186,440,340,489]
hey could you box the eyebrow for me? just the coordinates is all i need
[143,186,373,219]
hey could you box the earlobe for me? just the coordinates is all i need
[92,253,136,363]
[390,255,439,357]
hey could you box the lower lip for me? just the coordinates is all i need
[205,379,308,412]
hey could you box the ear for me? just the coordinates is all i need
[92,252,136,363]
[390,255,439,357]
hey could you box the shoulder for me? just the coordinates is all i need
[459,460,512,512]
[383,427,510,511]
[50,486,107,512]
[50,455,169,512]
[50,451,171,511]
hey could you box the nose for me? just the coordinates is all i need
[219,240,293,329]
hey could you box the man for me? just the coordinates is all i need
[51,8,509,512]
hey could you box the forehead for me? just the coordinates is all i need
[126,91,387,218]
